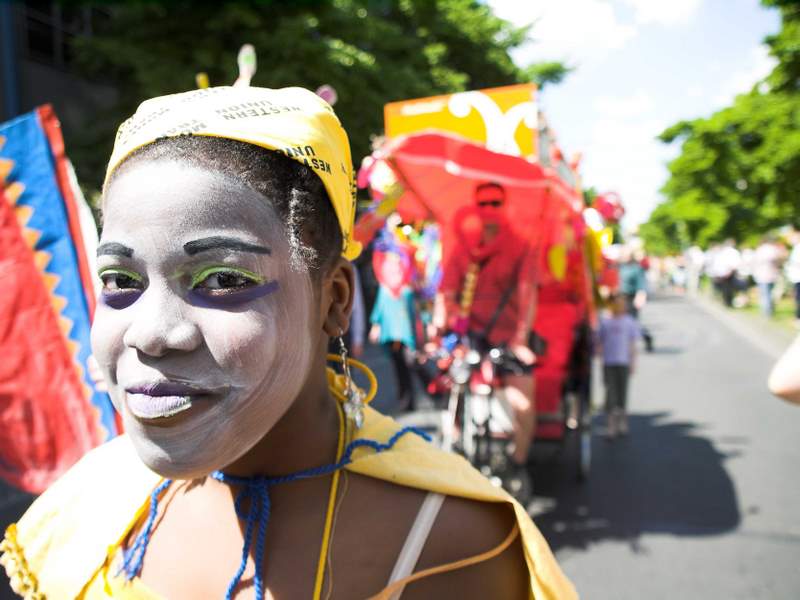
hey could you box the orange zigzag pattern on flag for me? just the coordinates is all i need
[0,134,96,428]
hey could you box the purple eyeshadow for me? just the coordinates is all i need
[100,289,142,310]
[187,280,280,308]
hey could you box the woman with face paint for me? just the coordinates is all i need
[0,87,576,600]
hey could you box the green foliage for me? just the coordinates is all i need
[641,1,800,254]
[66,0,563,191]
[762,0,800,92]
[582,185,598,206]
[524,61,572,90]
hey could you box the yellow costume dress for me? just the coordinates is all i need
[1,407,577,599]
[2,86,577,599]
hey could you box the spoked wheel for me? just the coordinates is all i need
[461,392,532,504]
[503,463,533,505]
[578,423,591,481]
[479,436,531,505]
[460,391,478,463]
[441,385,464,453]
[575,384,592,482]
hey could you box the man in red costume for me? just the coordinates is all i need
[435,182,537,480]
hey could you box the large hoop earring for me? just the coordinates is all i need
[338,332,365,429]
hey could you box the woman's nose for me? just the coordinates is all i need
[122,289,202,357]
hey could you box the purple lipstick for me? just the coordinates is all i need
[125,381,208,420]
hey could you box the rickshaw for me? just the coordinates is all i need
[355,85,599,493]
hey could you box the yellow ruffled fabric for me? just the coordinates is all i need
[0,525,44,599]
[1,408,577,600]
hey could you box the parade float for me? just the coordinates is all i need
[358,83,605,481]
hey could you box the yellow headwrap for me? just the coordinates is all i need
[104,86,362,260]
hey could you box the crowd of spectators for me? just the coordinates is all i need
[649,229,800,325]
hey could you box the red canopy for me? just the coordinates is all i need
[384,132,560,267]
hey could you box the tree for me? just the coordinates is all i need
[640,0,800,254]
[762,0,800,93]
[67,0,566,192]
[525,61,572,90]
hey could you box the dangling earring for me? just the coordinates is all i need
[338,331,365,429]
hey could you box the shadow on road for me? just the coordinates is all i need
[531,411,741,554]
[647,345,685,355]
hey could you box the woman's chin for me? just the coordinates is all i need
[128,432,228,480]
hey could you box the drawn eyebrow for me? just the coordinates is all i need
[183,236,271,256]
[97,242,134,257]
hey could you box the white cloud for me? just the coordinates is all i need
[593,89,654,118]
[580,115,671,225]
[563,89,666,225]
[620,0,703,26]
[686,85,704,99]
[712,44,777,107]
[488,0,637,65]
[565,86,676,224]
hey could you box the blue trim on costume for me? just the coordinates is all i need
[121,426,430,600]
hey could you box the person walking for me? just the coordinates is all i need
[685,245,705,296]
[710,240,742,308]
[597,295,640,438]
[753,236,786,317]
[618,247,653,351]
[784,230,800,326]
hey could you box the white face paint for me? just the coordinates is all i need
[92,161,316,479]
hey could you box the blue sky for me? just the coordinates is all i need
[487,0,781,226]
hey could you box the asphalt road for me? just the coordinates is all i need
[1,294,798,599]
[530,294,800,599]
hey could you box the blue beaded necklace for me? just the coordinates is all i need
[119,424,429,600]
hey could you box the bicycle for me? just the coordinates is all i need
[435,336,533,504]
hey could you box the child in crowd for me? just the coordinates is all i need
[369,248,420,411]
[597,294,640,438]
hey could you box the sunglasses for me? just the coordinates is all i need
[477,200,504,208]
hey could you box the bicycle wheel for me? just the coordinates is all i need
[459,390,478,463]
[576,385,592,482]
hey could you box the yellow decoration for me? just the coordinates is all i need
[194,72,209,89]
[547,243,567,281]
[384,83,538,159]
[313,402,345,600]
[325,354,378,406]
[373,183,403,218]
[599,227,613,248]
[585,230,604,275]
[459,262,480,317]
